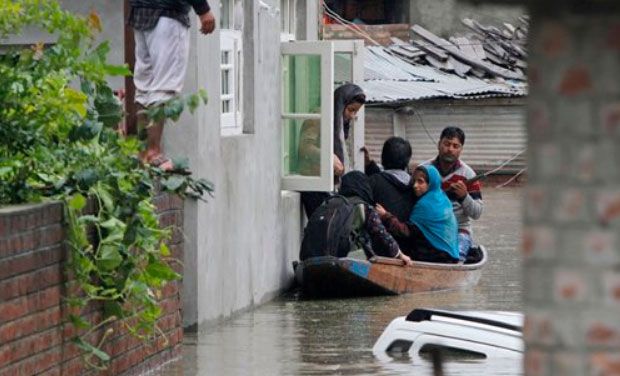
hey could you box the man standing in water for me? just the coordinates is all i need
[422,126,483,261]
[128,0,216,170]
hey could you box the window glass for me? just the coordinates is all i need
[335,52,353,85]
[282,54,322,178]
[282,54,321,114]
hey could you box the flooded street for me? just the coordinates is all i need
[158,186,523,376]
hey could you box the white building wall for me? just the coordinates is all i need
[164,0,302,328]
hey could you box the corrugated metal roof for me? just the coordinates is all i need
[362,46,527,104]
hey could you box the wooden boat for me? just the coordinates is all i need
[294,246,487,298]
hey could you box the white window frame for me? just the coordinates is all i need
[280,0,297,42]
[281,41,334,192]
[220,1,243,136]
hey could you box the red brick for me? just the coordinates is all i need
[0,244,64,280]
[0,264,62,301]
[600,103,620,137]
[606,23,620,51]
[586,320,620,346]
[0,347,61,376]
[58,356,87,376]
[160,281,179,299]
[539,22,570,58]
[559,65,592,96]
[0,306,61,343]
[590,352,620,375]
[0,286,62,325]
[553,270,587,302]
[524,349,550,376]
[0,326,62,366]
[524,313,554,346]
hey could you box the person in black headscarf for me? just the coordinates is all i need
[339,171,413,265]
[298,83,367,218]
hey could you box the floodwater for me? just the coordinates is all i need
[157,187,523,376]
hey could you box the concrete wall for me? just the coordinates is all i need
[409,0,526,37]
[523,2,620,375]
[164,0,302,328]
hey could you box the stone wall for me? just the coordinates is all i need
[0,192,184,376]
[523,2,620,375]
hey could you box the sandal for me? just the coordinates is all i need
[147,154,191,175]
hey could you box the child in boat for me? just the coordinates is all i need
[339,171,414,266]
[376,165,460,263]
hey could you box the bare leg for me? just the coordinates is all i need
[145,117,165,159]
[137,103,174,170]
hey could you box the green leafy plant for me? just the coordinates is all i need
[0,0,213,368]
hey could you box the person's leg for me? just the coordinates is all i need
[133,30,151,161]
[139,17,190,169]
[458,232,472,261]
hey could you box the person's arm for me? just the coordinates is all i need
[333,154,344,176]
[461,194,483,220]
[450,180,483,220]
[188,1,215,34]
[382,212,412,238]
[365,208,400,258]
[188,0,210,14]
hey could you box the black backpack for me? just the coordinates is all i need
[299,195,366,261]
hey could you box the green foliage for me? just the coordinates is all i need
[0,0,213,368]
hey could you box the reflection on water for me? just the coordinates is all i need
[157,187,522,375]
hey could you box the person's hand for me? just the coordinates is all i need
[449,180,468,199]
[333,154,344,176]
[375,203,387,218]
[397,251,414,266]
[360,146,371,167]
[199,11,216,34]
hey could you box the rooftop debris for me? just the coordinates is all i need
[358,17,529,104]
[387,17,529,81]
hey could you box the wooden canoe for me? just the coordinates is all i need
[294,246,487,298]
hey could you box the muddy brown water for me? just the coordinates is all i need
[157,187,523,376]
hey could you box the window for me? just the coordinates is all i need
[280,40,366,192]
[281,41,334,191]
[220,0,243,135]
[280,0,297,41]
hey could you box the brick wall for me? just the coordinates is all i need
[0,192,184,376]
[524,2,620,375]
[322,24,410,45]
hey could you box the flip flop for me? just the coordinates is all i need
[147,154,191,175]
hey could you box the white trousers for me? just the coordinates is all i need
[133,17,190,107]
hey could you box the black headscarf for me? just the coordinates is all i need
[333,83,365,165]
[339,171,374,205]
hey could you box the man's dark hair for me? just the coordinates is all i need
[381,136,412,170]
[439,126,465,145]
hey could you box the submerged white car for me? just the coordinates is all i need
[373,308,524,362]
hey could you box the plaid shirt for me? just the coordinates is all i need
[128,7,190,31]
